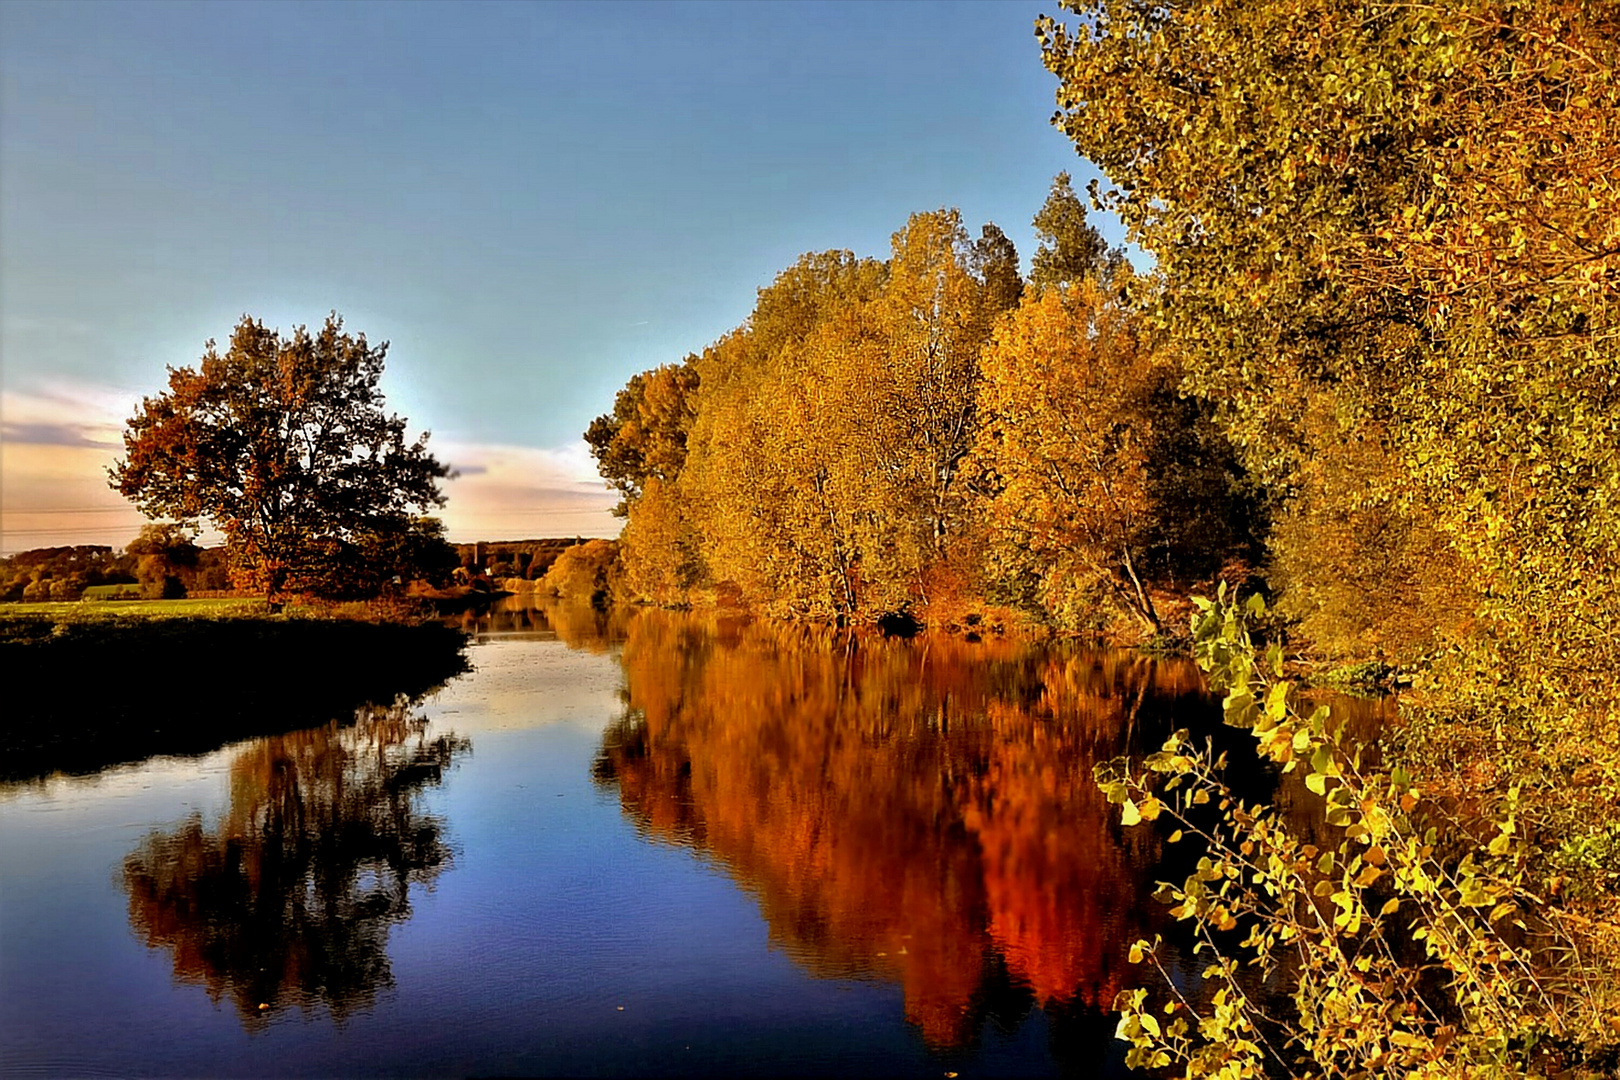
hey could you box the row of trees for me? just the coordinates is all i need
[585,1,1619,1071]
[0,526,231,602]
[589,182,1261,636]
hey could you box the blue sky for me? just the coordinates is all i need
[0,0,1110,550]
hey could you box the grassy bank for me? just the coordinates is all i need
[3,597,270,619]
[0,606,470,783]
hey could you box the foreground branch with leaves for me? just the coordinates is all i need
[1097,589,1619,1078]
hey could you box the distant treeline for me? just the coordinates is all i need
[0,529,231,602]
[453,537,596,581]
[1,534,615,604]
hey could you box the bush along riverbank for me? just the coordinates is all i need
[0,612,471,783]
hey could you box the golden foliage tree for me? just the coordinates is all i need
[1040,0,1620,1070]
[975,278,1252,636]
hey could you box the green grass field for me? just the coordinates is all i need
[0,597,269,620]
[80,583,143,600]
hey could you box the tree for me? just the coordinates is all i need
[870,209,999,571]
[126,522,201,599]
[111,314,450,597]
[1039,0,1620,1068]
[974,278,1166,633]
[303,516,462,600]
[1036,0,1620,729]
[537,539,620,606]
[584,361,700,515]
[676,251,889,616]
[972,222,1025,316]
[1029,172,1120,291]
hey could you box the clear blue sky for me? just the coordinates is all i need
[0,0,1109,548]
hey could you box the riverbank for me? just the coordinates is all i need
[0,606,470,782]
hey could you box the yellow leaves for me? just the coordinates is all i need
[975,279,1193,632]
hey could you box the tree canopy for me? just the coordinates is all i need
[575,7,1620,1066]
[111,314,451,597]
[1036,0,1620,1072]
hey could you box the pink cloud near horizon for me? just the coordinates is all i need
[0,384,619,554]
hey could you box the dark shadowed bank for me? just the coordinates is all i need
[0,616,470,782]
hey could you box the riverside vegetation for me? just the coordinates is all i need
[5,0,1610,1070]
[585,1,1620,1074]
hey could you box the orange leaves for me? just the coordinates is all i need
[112,314,449,599]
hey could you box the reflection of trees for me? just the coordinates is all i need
[594,613,1209,1048]
[122,705,470,1026]
[454,597,630,651]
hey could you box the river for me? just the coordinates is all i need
[0,602,1375,1077]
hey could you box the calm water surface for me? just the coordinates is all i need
[1,604,1359,1077]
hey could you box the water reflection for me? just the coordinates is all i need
[593,613,1212,1049]
[452,595,631,650]
[122,704,470,1026]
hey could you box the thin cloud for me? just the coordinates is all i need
[436,439,619,541]
[0,421,118,449]
[1,382,137,451]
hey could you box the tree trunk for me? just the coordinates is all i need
[1119,544,1161,635]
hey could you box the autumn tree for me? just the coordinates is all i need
[870,209,1005,576]
[1036,0,1619,662]
[1036,0,1620,730]
[1029,172,1122,291]
[606,212,1022,620]
[677,252,890,616]
[972,223,1025,316]
[304,516,462,600]
[537,538,621,606]
[111,314,451,598]
[126,522,201,599]
[584,361,700,515]
[1039,0,1620,1068]
[974,279,1160,634]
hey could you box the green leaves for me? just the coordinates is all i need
[1096,588,1583,1075]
